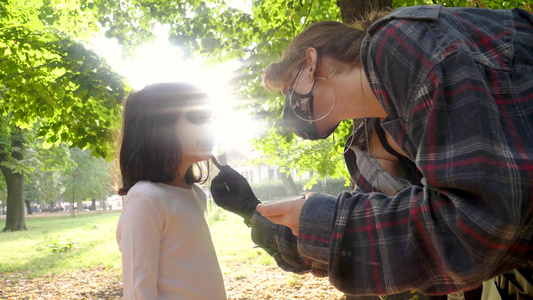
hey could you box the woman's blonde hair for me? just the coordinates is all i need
[262,10,390,93]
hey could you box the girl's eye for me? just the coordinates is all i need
[186,110,213,125]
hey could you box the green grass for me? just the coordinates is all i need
[209,210,274,269]
[0,211,122,277]
[0,209,272,278]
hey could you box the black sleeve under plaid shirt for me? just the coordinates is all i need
[251,5,533,296]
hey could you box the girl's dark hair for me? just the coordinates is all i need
[117,82,210,195]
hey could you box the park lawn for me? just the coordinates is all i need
[0,209,272,278]
[0,209,347,299]
[209,210,275,271]
[0,211,123,277]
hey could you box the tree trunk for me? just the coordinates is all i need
[337,0,393,23]
[25,200,32,215]
[1,128,27,232]
[70,200,75,217]
[71,172,75,217]
[278,170,299,197]
[77,200,83,214]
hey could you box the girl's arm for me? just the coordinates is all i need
[117,193,162,299]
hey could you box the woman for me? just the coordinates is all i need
[212,5,533,297]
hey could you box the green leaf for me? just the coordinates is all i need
[41,140,53,149]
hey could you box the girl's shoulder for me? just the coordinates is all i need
[125,182,207,214]
[128,180,164,195]
[128,181,205,203]
[191,183,206,196]
[126,181,175,203]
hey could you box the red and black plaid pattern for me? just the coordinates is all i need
[252,5,533,297]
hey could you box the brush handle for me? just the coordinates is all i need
[211,156,223,170]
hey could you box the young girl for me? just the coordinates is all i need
[116,82,226,299]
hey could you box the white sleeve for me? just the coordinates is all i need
[117,193,163,300]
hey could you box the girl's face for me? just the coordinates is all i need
[175,103,215,164]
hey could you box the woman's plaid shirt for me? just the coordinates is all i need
[252,5,533,296]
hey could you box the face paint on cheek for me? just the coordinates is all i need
[176,113,216,160]
[194,134,215,152]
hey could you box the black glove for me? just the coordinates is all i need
[210,165,260,224]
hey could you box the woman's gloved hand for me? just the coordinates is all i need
[210,165,261,224]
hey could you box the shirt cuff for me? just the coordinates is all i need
[297,193,337,264]
[251,210,278,250]
[251,211,310,274]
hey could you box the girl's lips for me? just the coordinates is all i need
[196,140,215,149]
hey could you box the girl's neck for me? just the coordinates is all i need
[165,178,191,189]
[165,163,193,189]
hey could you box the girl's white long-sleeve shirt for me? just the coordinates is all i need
[116,181,226,300]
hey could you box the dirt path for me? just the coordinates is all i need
[0,264,467,300]
[0,210,465,299]
[0,264,344,300]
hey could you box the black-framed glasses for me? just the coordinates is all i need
[284,57,336,123]
[284,63,312,97]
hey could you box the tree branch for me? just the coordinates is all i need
[301,0,315,32]
[474,0,489,9]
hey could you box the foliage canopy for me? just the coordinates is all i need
[1,0,128,160]
[3,0,532,185]
[88,0,530,186]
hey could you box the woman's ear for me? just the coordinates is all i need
[305,47,319,81]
